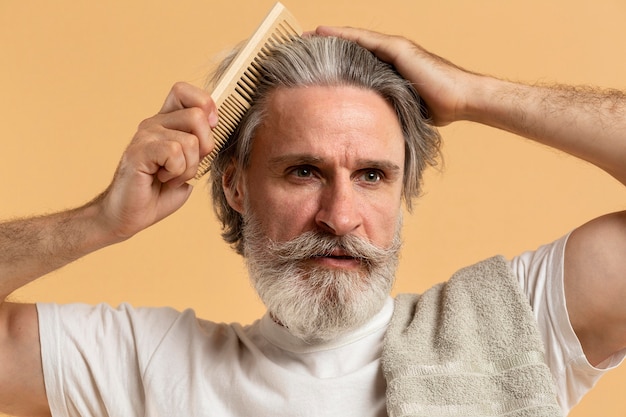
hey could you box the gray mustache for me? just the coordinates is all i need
[268,231,401,265]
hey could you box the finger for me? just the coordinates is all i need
[132,107,215,185]
[163,131,200,186]
[315,26,399,63]
[150,128,212,187]
[159,82,219,128]
[142,138,191,185]
[158,107,216,158]
[129,124,202,186]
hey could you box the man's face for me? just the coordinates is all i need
[239,85,405,249]
[228,85,406,341]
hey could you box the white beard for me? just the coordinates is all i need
[242,213,402,343]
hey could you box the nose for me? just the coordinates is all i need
[315,179,362,236]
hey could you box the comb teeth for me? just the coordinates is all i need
[192,2,302,182]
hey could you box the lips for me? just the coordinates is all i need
[312,254,356,261]
[312,248,356,260]
[307,248,364,271]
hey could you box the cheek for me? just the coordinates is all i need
[245,186,319,241]
[366,202,402,245]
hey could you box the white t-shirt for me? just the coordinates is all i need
[37,234,625,416]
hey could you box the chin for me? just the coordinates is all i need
[251,263,395,343]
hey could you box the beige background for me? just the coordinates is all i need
[1,0,624,415]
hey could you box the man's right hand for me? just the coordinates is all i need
[97,82,218,242]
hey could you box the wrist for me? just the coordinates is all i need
[73,195,130,252]
[462,75,534,133]
[459,74,503,124]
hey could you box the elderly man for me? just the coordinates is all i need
[0,27,625,416]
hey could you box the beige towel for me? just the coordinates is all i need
[383,256,562,417]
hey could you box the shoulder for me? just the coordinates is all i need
[564,211,626,365]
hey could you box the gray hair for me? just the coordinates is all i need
[208,35,441,255]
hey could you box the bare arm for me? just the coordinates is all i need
[0,204,110,301]
[0,82,217,416]
[317,26,626,365]
[466,81,626,186]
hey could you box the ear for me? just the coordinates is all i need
[222,161,245,214]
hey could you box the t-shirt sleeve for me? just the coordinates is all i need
[509,233,626,414]
[36,302,184,417]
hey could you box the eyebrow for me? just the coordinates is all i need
[268,154,324,168]
[267,154,402,174]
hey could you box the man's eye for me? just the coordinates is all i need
[291,166,313,178]
[361,170,383,183]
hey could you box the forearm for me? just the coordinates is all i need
[467,76,626,184]
[0,200,118,300]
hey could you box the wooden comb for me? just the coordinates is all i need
[191,2,302,183]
